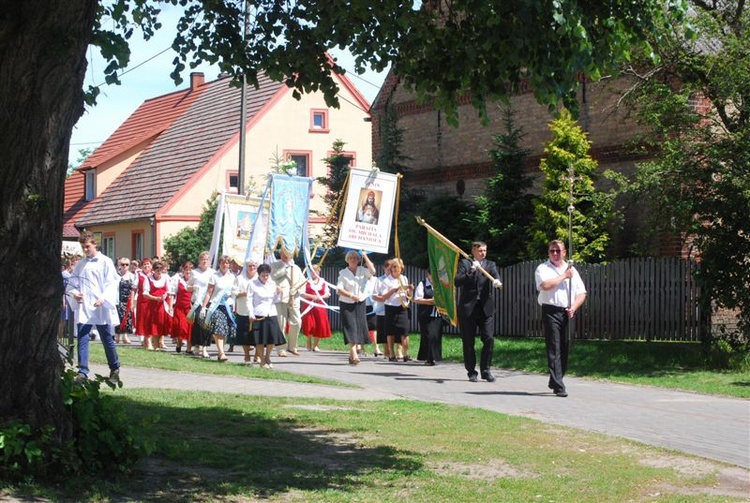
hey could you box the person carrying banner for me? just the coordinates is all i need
[272,249,304,356]
[336,250,376,365]
[455,241,503,382]
[535,239,587,397]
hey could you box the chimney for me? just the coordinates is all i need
[190,72,205,90]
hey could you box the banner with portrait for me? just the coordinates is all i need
[337,168,398,254]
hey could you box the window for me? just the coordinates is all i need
[131,231,143,260]
[102,234,115,260]
[227,171,239,193]
[284,150,312,177]
[309,109,329,133]
[84,170,96,201]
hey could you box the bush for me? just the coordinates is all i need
[0,370,148,482]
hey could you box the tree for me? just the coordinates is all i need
[471,107,534,266]
[526,109,619,263]
[163,194,219,271]
[622,1,750,349]
[315,139,351,267]
[0,0,683,463]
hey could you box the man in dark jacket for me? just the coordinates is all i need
[455,241,503,382]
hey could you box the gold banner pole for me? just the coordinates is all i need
[415,216,498,283]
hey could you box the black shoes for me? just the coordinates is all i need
[555,389,568,397]
[468,373,478,382]
[481,372,496,383]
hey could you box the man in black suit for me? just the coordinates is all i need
[455,241,503,382]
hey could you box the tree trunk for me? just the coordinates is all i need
[0,0,97,441]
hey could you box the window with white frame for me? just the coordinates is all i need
[102,235,115,260]
[84,170,96,201]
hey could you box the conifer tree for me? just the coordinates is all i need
[526,109,617,262]
[472,107,534,266]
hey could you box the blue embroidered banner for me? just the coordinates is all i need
[268,174,313,256]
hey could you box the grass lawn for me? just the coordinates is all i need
[5,389,747,502]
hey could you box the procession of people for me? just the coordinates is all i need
[64,237,586,397]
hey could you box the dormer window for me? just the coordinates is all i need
[310,109,329,133]
[84,170,96,201]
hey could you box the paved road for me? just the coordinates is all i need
[94,346,750,469]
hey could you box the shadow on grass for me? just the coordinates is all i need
[49,394,421,502]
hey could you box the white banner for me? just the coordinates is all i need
[222,194,265,263]
[337,168,398,254]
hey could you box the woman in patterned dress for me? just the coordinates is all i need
[114,257,136,344]
[201,255,236,362]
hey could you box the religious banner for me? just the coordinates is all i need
[426,231,459,326]
[337,168,398,254]
[221,194,264,263]
[268,174,313,256]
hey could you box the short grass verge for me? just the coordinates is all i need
[3,389,747,502]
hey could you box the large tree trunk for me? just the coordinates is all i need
[0,1,97,440]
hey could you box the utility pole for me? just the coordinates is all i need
[238,0,250,196]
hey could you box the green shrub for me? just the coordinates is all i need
[0,370,148,482]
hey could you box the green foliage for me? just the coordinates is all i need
[315,140,351,267]
[470,107,534,266]
[623,2,750,350]
[0,370,146,482]
[401,195,473,269]
[87,1,684,123]
[163,193,218,270]
[526,109,619,262]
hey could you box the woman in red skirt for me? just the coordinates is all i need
[300,265,332,351]
[142,260,172,350]
[171,261,194,353]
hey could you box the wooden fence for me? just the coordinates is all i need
[321,257,707,342]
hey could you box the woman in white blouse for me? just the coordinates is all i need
[201,255,236,362]
[248,263,286,368]
[336,250,376,365]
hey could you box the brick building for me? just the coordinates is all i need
[370,71,690,258]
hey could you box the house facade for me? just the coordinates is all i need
[65,71,371,260]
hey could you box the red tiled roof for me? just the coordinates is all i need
[76,74,285,227]
[62,171,87,238]
[79,86,201,170]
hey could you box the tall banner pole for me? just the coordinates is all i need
[415,216,497,283]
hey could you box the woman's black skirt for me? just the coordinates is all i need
[253,316,286,346]
[340,301,369,345]
[385,304,410,338]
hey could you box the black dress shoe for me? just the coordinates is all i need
[555,390,568,397]
[481,372,496,383]
[468,374,478,382]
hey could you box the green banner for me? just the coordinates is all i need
[426,232,459,326]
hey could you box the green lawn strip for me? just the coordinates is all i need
[87,344,352,387]
[26,389,742,502]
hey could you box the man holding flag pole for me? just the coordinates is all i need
[416,218,503,383]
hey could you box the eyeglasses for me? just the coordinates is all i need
[548,249,563,254]
[118,263,130,266]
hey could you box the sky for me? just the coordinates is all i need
[69,6,388,165]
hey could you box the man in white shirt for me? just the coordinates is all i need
[273,249,304,356]
[65,231,121,383]
[535,239,587,397]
